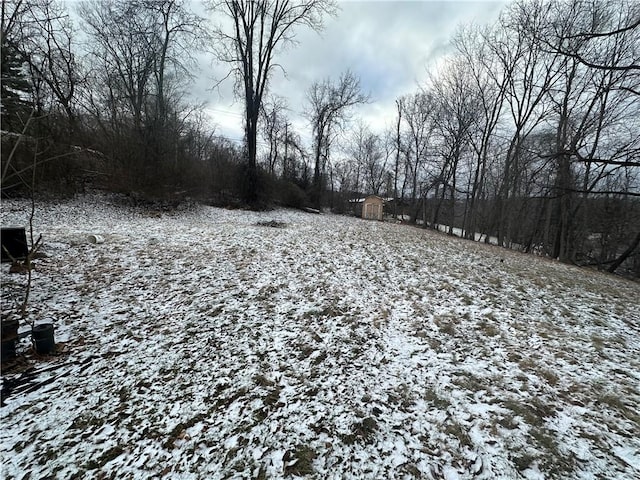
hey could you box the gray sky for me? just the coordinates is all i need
[196,1,507,147]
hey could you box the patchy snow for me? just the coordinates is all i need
[1,194,639,479]
[429,223,521,249]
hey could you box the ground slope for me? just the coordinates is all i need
[1,195,639,480]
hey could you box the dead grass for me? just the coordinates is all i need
[443,420,472,449]
[434,314,457,335]
[283,444,317,476]
[342,416,378,445]
[530,427,577,477]
[501,398,555,428]
[538,368,560,386]
[2,199,639,479]
[477,318,500,337]
[424,387,450,410]
[597,393,640,425]
[591,334,605,352]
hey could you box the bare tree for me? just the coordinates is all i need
[79,0,204,194]
[207,0,336,206]
[81,1,155,132]
[435,0,640,273]
[392,97,403,218]
[537,0,640,76]
[149,0,204,122]
[539,0,640,262]
[487,0,564,246]
[427,58,478,233]
[399,91,434,222]
[0,0,93,196]
[2,0,80,139]
[260,95,288,175]
[453,25,507,240]
[305,70,368,208]
[347,122,388,196]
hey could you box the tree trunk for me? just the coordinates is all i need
[394,100,402,219]
[608,231,640,274]
[244,98,260,205]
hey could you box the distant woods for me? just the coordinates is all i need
[397,0,639,275]
[2,0,221,200]
[1,0,639,275]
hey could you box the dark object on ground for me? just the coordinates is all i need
[32,323,55,354]
[1,339,17,362]
[1,318,19,339]
[1,319,19,362]
[256,220,287,228]
[1,227,28,263]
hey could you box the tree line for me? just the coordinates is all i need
[324,0,639,275]
[1,0,639,275]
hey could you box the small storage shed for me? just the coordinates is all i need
[360,195,385,221]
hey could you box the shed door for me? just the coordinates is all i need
[365,203,380,220]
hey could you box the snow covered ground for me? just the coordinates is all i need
[1,194,639,480]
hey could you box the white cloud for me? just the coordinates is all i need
[196,0,507,148]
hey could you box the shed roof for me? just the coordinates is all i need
[349,195,390,204]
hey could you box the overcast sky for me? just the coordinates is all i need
[195,1,507,147]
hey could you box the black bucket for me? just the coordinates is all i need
[2,318,19,338]
[32,324,55,354]
[1,339,16,362]
[1,319,19,362]
[1,227,28,263]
